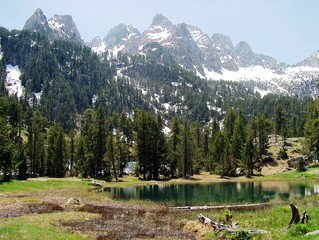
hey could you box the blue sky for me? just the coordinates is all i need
[1,0,318,65]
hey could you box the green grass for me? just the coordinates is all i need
[0,179,88,194]
[200,201,319,239]
[263,166,319,181]
[0,212,98,240]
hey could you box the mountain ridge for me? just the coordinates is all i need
[87,13,318,97]
[14,9,319,98]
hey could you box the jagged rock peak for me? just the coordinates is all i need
[48,14,83,43]
[23,9,84,45]
[235,41,253,53]
[34,8,45,17]
[104,23,140,40]
[51,14,74,26]
[176,23,192,37]
[151,13,172,27]
[297,50,319,68]
[212,33,234,49]
[23,8,48,31]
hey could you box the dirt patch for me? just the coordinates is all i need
[0,201,65,218]
[261,159,290,175]
[0,199,197,239]
[61,204,196,240]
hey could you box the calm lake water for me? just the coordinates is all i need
[104,181,319,205]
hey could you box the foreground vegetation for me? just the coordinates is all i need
[1,168,319,239]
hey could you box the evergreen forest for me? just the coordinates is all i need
[0,27,318,181]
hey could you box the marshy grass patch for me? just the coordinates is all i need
[0,212,98,240]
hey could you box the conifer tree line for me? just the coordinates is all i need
[1,89,318,182]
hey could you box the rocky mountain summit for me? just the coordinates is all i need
[21,9,319,98]
[88,13,319,97]
[297,50,319,68]
[93,14,288,75]
[23,8,84,45]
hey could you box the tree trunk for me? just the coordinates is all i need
[288,203,300,226]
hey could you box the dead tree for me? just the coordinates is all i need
[288,204,309,227]
[301,211,309,224]
[289,203,300,226]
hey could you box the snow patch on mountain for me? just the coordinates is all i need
[91,41,107,54]
[5,65,24,98]
[34,92,42,102]
[204,66,282,82]
[187,25,211,52]
[48,18,64,31]
[147,25,171,43]
[205,65,319,82]
[204,65,319,97]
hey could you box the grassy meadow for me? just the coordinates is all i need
[1,166,319,239]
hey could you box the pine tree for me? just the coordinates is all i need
[256,114,272,157]
[151,114,166,180]
[168,115,180,177]
[304,100,319,159]
[219,141,235,177]
[105,133,118,181]
[75,136,86,177]
[134,109,148,180]
[0,116,14,181]
[231,111,246,162]
[209,131,225,174]
[224,109,237,140]
[80,109,97,177]
[178,118,193,178]
[192,121,203,174]
[95,104,107,178]
[68,128,76,175]
[274,105,285,142]
[47,123,66,177]
[27,110,47,177]
[242,131,256,177]
[134,110,167,180]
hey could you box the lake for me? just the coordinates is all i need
[104,181,319,205]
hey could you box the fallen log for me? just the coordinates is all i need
[198,214,237,232]
[198,213,268,234]
[170,203,271,211]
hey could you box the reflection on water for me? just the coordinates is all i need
[104,181,319,205]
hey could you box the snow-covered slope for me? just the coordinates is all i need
[5,65,24,97]
[205,65,319,97]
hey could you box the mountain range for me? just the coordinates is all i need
[21,9,319,98]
